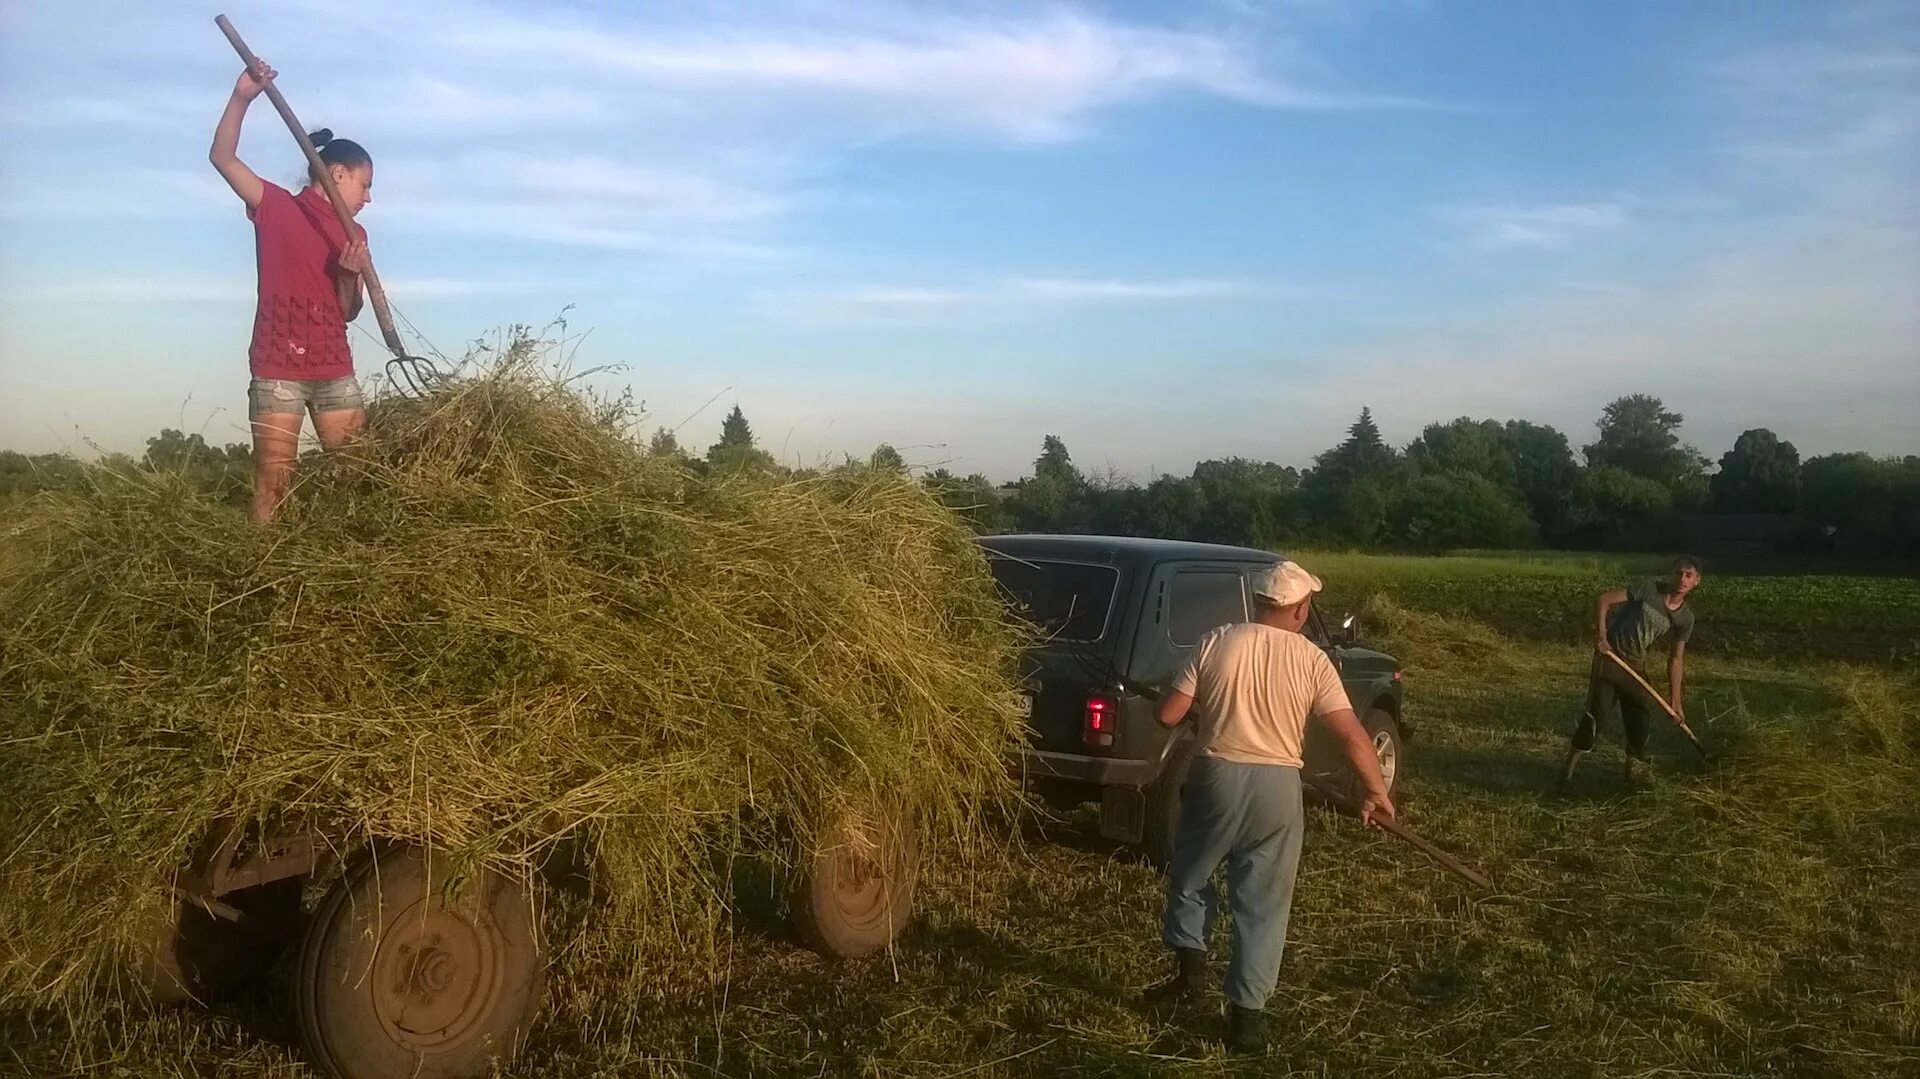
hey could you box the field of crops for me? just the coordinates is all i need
[1304,550,1920,666]
[5,551,1916,1077]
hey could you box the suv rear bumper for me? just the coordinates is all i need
[1020,746,1158,788]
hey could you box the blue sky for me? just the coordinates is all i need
[1,0,1914,480]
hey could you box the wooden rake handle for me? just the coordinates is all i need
[215,14,406,359]
[1301,773,1494,891]
[1598,650,1707,758]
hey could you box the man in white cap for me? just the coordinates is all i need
[1144,559,1395,1053]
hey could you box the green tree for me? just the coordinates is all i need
[1033,435,1078,485]
[1504,420,1580,539]
[1009,435,1088,531]
[868,443,906,472]
[1332,478,1393,547]
[1136,474,1205,541]
[142,429,252,505]
[1571,464,1674,548]
[1406,418,1517,490]
[1391,471,1535,550]
[1801,453,1895,528]
[648,426,683,457]
[1584,394,1707,492]
[923,468,1012,533]
[0,450,84,501]
[1302,407,1408,544]
[1711,428,1801,514]
[705,405,777,474]
[711,405,754,453]
[1190,457,1300,547]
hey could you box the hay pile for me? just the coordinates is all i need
[0,339,1026,1018]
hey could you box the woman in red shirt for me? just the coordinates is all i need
[209,58,374,522]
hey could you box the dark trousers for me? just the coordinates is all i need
[1572,655,1652,760]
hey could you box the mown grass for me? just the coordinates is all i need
[5,553,1917,1077]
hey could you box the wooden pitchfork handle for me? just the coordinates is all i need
[215,14,407,360]
[1113,677,1494,891]
[1598,650,1707,758]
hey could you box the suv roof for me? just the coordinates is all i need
[978,533,1283,567]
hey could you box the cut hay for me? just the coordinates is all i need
[0,333,1027,1025]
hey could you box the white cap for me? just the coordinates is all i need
[1251,560,1323,607]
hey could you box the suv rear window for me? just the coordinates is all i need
[987,556,1120,644]
[1168,570,1247,645]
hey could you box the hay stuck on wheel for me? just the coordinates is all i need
[0,332,1028,1029]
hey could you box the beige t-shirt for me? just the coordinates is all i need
[1171,622,1352,768]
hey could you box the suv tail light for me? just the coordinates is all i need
[1083,692,1118,748]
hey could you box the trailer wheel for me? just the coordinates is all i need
[295,846,543,1079]
[792,807,919,958]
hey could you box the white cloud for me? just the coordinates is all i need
[0,1,1429,260]
[770,275,1266,325]
[433,6,1434,142]
[386,150,791,258]
[1006,277,1261,301]
[1712,42,1920,166]
[382,75,611,132]
[452,152,785,223]
[1436,202,1631,249]
[0,92,203,128]
[4,277,255,305]
[0,169,230,220]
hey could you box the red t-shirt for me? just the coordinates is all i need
[246,182,365,380]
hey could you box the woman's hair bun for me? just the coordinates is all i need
[307,128,333,148]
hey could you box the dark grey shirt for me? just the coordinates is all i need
[1606,578,1695,663]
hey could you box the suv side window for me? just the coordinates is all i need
[1168,570,1247,646]
[1305,607,1333,649]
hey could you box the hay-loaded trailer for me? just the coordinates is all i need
[3,358,1019,1078]
[136,807,917,1079]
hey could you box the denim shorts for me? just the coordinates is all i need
[248,375,365,420]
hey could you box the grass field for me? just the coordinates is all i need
[1302,550,1920,667]
[6,552,1917,1077]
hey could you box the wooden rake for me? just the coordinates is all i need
[1596,650,1709,760]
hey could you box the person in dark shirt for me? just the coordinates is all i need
[1558,556,1701,789]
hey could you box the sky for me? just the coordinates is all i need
[1,0,1915,481]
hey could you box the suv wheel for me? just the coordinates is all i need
[1307,706,1404,811]
[1367,708,1401,792]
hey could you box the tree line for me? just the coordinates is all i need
[4,394,1915,556]
[909,394,1917,557]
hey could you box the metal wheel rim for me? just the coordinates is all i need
[1373,729,1399,789]
[826,823,898,933]
[368,898,507,1052]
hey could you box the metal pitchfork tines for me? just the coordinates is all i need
[386,353,442,399]
[217,14,444,400]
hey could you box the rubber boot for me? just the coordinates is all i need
[1227,1004,1269,1054]
[1141,948,1209,1011]
[1555,748,1587,793]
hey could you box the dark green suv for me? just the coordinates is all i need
[980,535,1407,864]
